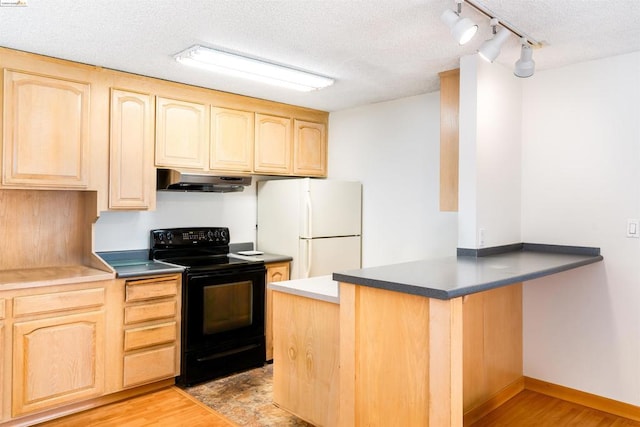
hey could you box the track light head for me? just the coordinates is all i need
[514,38,535,78]
[440,1,478,46]
[478,26,511,63]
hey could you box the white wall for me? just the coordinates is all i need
[94,184,258,251]
[328,92,458,267]
[521,52,640,405]
[458,55,522,249]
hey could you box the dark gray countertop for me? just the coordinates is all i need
[228,252,293,264]
[333,243,603,300]
[228,242,292,264]
[97,250,185,278]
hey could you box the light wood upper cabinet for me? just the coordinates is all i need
[2,69,90,189]
[109,89,155,210]
[210,107,254,172]
[439,68,460,212]
[254,113,292,174]
[293,119,327,177]
[155,96,208,170]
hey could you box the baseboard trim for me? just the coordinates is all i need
[463,377,525,426]
[524,376,640,422]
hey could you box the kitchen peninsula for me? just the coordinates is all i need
[270,243,603,426]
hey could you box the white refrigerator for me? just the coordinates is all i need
[257,178,362,280]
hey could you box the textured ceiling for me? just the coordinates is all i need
[0,0,639,112]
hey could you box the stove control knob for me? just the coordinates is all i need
[158,232,165,242]
[166,232,173,241]
[220,229,227,241]
[207,230,214,241]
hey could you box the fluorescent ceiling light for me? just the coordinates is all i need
[174,45,334,92]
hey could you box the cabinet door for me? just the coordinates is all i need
[210,107,254,172]
[254,113,291,175]
[293,120,327,177]
[12,311,105,416]
[272,291,339,426]
[155,97,208,169]
[109,89,155,210]
[2,70,90,188]
[265,262,290,361]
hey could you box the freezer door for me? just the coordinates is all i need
[296,236,361,279]
[301,179,362,238]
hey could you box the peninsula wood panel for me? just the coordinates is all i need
[340,282,464,427]
[2,70,90,189]
[439,68,460,212]
[463,283,523,418]
[109,89,155,210]
[272,291,339,427]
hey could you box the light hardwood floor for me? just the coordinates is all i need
[37,387,237,427]
[36,387,638,426]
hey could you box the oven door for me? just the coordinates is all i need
[184,264,265,351]
[180,264,266,385]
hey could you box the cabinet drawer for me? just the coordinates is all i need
[123,345,176,388]
[13,288,104,317]
[124,300,177,325]
[123,322,177,352]
[125,276,179,302]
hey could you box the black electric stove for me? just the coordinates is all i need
[149,227,266,386]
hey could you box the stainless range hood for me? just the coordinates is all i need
[157,169,252,193]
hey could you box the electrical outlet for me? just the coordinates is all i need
[627,219,639,238]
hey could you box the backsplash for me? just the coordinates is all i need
[94,187,258,252]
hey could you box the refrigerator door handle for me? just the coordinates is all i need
[304,191,313,238]
[304,239,312,278]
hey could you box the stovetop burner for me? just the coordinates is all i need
[149,227,263,273]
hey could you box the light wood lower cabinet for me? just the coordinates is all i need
[12,311,105,417]
[9,283,108,418]
[121,274,181,389]
[272,290,339,427]
[0,275,182,425]
[265,262,290,362]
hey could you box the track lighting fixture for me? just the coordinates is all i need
[443,0,540,78]
[440,0,478,45]
[514,38,535,78]
[477,18,511,63]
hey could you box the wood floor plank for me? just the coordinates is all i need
[470,390,640,427]
[37,387,237,427]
